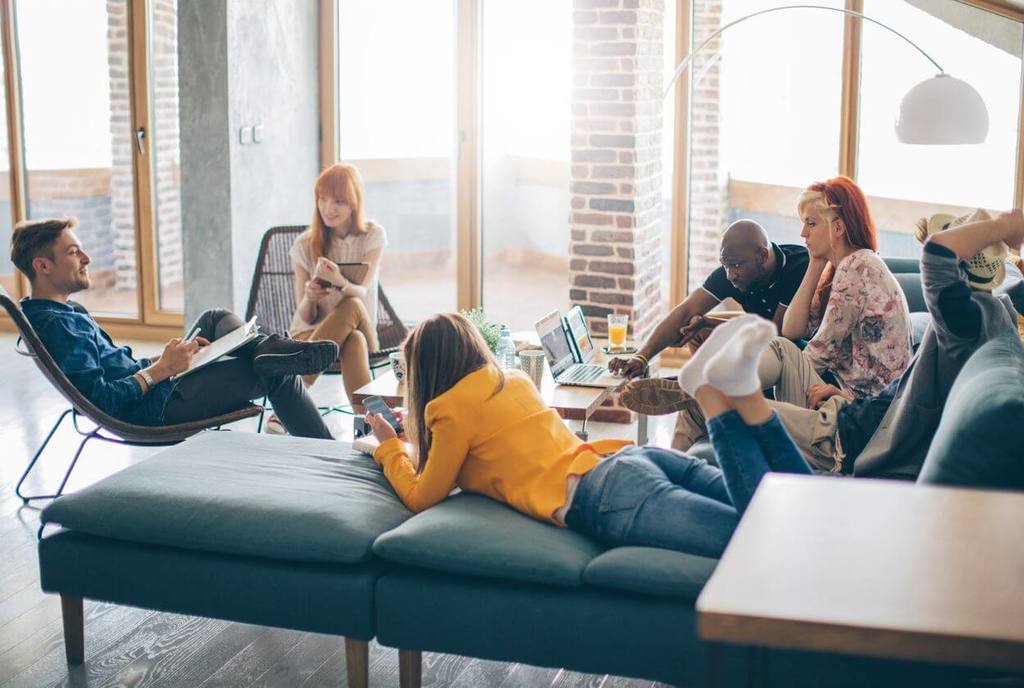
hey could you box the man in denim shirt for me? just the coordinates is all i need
[11,218,338,438]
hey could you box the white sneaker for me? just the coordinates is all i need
[263,414,288,435]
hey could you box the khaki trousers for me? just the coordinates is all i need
[294,297,378,412]
[672,337,842,471]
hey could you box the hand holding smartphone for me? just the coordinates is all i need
[363,395,404,435]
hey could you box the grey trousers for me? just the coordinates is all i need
[672,337,843,471]
[161,309,333,439]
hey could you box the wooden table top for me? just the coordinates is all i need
[353,332,631,417]
[696,475,1024,671]
[352,367,616,416]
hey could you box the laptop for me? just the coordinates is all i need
[535,308,622,388]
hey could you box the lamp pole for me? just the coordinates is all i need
[664,3,988,144]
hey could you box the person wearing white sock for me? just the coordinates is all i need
[703,318,779,396]
[676,313,763,397]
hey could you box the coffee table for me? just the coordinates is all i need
[697,475,1024,676]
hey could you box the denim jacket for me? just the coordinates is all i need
[20,298,172,424]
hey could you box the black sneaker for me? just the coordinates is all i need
[252,335,339,377]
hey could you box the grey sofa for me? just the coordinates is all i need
[35,259,1024,687]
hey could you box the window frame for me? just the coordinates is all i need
[0,0,184,338]
[322,0,1023,315]
[668,0,1024,306]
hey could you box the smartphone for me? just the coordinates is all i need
[363,395,404,435]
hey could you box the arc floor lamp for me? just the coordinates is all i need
[664,4,990,144]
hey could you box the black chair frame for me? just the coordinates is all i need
[2,289,261,503]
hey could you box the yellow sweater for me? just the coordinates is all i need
[373,366,631,524]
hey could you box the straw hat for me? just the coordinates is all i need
[925,208,1007,292]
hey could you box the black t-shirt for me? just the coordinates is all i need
[701,243,809,321]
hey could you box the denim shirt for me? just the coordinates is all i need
[20,298,172,425]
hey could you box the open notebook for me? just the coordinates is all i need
[172,317,260,380]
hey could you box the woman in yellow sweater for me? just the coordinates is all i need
[366,312,814,559]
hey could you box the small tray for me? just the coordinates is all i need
[601,345,638,355]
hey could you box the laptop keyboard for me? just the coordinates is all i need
[560,364,606,383]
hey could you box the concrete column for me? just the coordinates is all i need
[179,0,319,324]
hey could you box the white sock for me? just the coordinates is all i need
[676,314,762,397]
[703,319,778,396]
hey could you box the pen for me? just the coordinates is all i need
[183,325,201,344]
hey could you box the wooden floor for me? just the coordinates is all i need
[0,333,676,688]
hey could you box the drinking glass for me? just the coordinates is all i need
[607,314,628,348]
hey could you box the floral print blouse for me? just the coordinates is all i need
[805,249,912,398]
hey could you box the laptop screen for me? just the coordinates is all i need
[563,306,595,364]
[535,310,574,377]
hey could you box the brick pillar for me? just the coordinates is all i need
[687,0,725,292]
[107,0,136,292]
[152,0,183,296]
[570,0,664,344]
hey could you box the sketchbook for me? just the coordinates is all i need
[172,317,260,379]
[316,262,370,290]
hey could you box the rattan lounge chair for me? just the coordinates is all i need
[244,225,409,365]
[1,287,262,503]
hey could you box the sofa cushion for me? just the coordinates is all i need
[918,333,1024,491]
[41,432,411,565]
[583,546,717,601]
[372,493,604,587]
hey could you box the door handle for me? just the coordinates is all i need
[135,127,146,155]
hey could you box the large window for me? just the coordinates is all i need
[324,0,1024,329]
[857,0,1023,257]
[684,0,1024,289]
[686,0,844,292]
[481,0,571,331]
[17,0,139,316]
[336,0,458,324]
[0,0,184,329]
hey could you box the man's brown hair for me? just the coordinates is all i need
[10,218,76,281]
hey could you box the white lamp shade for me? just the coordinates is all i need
[895,74,989,145]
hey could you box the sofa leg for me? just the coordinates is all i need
[61,595,84,665]
[344,637,368,688]
[399,649,422,688]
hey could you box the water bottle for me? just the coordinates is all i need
[496,327,517,370]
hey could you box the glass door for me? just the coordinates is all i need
[480,0,572,332]
[16,0,140,317]
[336,0,459,324]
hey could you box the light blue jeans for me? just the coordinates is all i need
[564,411,812,558]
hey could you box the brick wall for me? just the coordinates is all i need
[107,0,183,298]
[107,1,135,292]
[688,0,725,292]
[151,0,183,297]
[570,0,665,345]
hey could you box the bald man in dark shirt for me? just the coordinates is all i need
[609,219,809,390]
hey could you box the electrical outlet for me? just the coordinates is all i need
[238,126,253,145]
[253,124,265,143]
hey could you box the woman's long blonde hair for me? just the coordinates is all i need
[797,176,877,320]
[310,163,367,262]
[403,313,504,472]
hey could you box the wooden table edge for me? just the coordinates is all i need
[697,610,1024,672]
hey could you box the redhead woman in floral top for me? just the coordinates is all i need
[777,176,912,404]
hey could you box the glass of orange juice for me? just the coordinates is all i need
[607,314,628,349]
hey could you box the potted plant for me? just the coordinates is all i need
[460,308,502,353]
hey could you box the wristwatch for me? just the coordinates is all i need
[138,369,155,389]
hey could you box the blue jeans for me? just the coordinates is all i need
[565,411,812,558]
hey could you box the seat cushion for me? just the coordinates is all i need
[372,493,604,587]
[919,333,1024,491]
[41,432,411,565]
[583,546,717,600]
